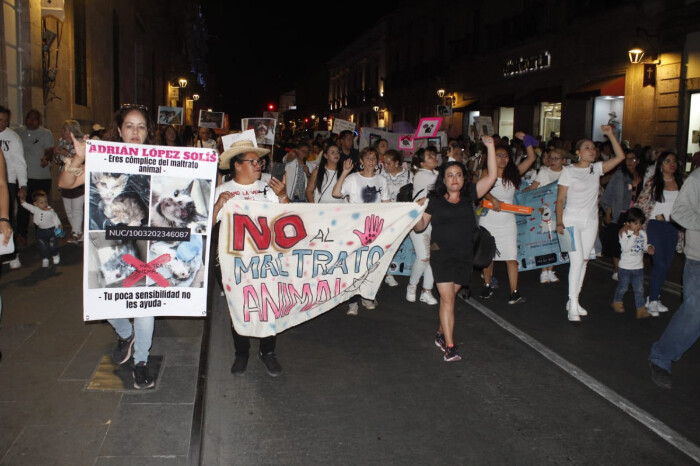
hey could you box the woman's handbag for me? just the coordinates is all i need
[472,225,497,269]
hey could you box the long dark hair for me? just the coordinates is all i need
[430,161,472,200]
[315,143,340,194]
[496,143,522,190]
[651,151,683,203]
[106,105,155,144]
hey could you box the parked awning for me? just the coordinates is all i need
[566,76,626,99]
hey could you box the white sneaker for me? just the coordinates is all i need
[384,275,399,287]
[361,298,377,310]
[52,254,60,265]
[611,272,619,281]
[9,255,21,270]
[567,300,587,317]
[567,301,581,322]
[656,300,669,313]
[41,258,49,268]
[406,284,417,302]
[548,270,560,283]
[647,301,660,317]
[346,302,359,316]
[419,290,438,305]
[540,271,550,284]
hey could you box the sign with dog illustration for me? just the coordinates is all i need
[82,140,218,320]
[219,201,425,337]
[513,181,571,271]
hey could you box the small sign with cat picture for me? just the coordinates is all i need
[398,134,414,151]
[413,117,442,139]
[157,106,183,125]
[198,110,225,129]
[83,140,218,321]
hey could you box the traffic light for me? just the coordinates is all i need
[268,103,275,111]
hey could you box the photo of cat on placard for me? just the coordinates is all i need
[150,177,211,234]
[86,233,148,288]
[89,172,150,230]
[147,235,206,288]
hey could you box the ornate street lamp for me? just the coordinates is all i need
[437,89,445,98]
[628,47,645,64]
[192,94,200,101]
[178,78,188,88]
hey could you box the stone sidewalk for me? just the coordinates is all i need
[0,243,203,465]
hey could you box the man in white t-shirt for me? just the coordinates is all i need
[0,105,26,269]
[213,139,289,377]
[15,109,54,245]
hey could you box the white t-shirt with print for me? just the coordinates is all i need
[558,162,604,219]
[341,172,390,204]
[215,179,278,221]
[534,167,564,187]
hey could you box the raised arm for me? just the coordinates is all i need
[600,125,626,174]
[475,135,498,198]
[58,133,86,189]
[332,158,353,199]
[514,131,537,175]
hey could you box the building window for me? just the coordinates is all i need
[73,0,87,106]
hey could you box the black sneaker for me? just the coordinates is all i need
[259,351,282,377]
[111,333,135,365]
[649,361,673,389]
[480,285,494,299]
[132,361,155,389]
[457,287,471,300]
[443,345,462,362]
[508,290,525,304]
[434,332,446,352]
[230,355,249,376]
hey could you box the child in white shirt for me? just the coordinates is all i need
[612,207,654,318]
[18,190,62,267]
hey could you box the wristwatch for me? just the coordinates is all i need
[0,218,10,223]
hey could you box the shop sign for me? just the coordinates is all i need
[503,51,551,77]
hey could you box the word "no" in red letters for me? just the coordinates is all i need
[232,214,307,251]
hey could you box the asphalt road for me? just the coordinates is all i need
[201,254,699,465]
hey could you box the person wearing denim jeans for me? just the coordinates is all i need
[649,168,700,389]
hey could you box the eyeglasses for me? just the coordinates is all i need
[120,103,149,111]
[241,159,262,166]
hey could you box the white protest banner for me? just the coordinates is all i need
[83,140,218,321]
[331,118,356,134]
[219,201,425,337]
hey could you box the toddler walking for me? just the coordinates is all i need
[611,207,654,319]
[18,190,62,268]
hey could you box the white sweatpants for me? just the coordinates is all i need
[563,212,598,305]
[62,195,85,235]
[409,225,434,289]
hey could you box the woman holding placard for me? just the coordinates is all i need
[478,132,536,305]
[58,104,159,388]
[556,125,626,322]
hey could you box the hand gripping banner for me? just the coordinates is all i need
[219,200,425,337]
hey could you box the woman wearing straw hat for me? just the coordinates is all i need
[213,138,289,376]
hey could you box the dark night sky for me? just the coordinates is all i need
[200,2,398,122]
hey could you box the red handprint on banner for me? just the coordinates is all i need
[353,214,384,246]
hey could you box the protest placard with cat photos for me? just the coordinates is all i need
[82,140,218,321]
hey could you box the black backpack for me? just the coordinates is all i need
[397,184,424,202]
[472,225,497,269]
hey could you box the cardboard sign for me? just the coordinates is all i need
[82,140,218,320]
